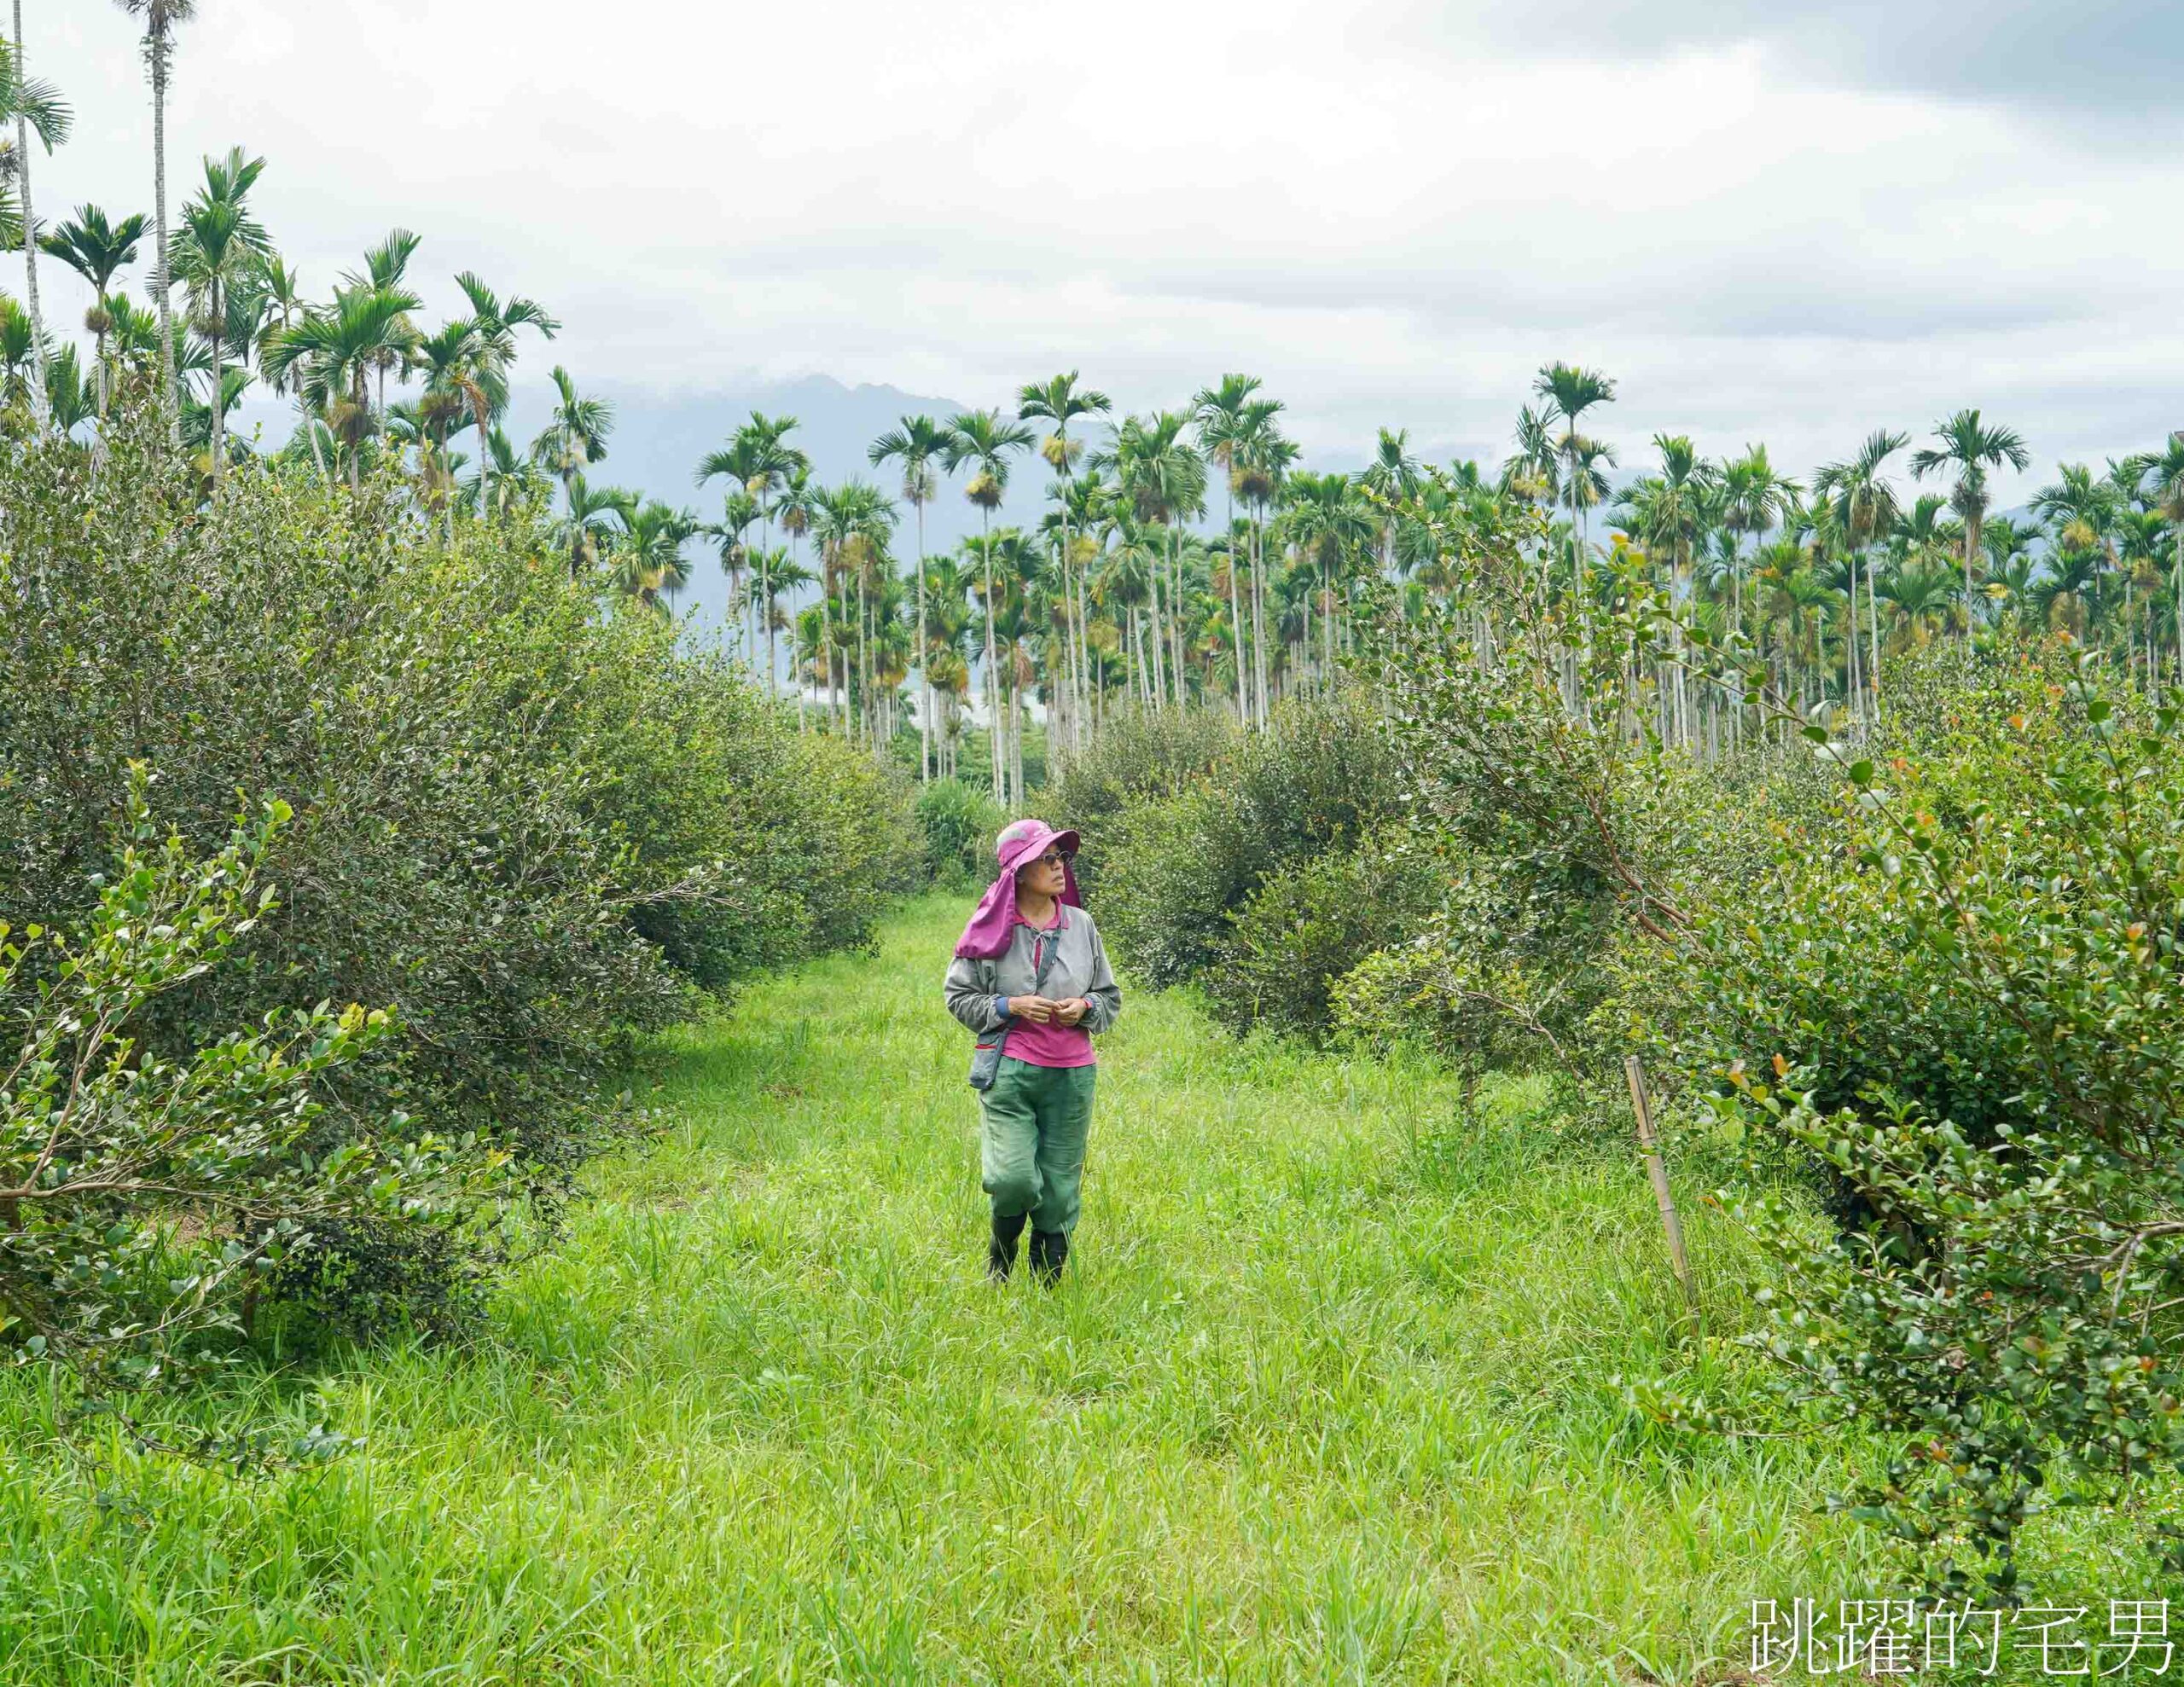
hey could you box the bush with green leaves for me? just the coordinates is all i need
[1048,704,1240,894]
[0,402,914,1337]
[915,777,1007,890]
[1654,640,2088,1150]
[1637,645,2184,1591]
[1355,536,1730,1087]
[1,772,475,1412]
[1203,827,1440,1041]
[1228,469,2184,1590]
[1332,832,1622,1075]
[1093,693,1415,1034]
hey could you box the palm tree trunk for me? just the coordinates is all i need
[350,376,367,496]
[13,0,48,427]
[2125,571,2136,693]
[1962,518,1980,650]
[1844,553,1862,728]
[915,499,928,780]
[1577,504,1591,652]
[1048,556,1066,759]
[1056,484,1076,762]
[208,308,224,490]
[150,30,177,445]
[1300,559,1312,696]
[836,584,850,732]
[1310,563,1327,693]
[1867,550,1883,718]
[1082,559,1097,738]
[1066,539,1083,755]
[1084,551,1099,736]
[1010,669,1023,808]
[1146,544,1167,709]
[1252,515,1269,727]
[756,513,773,679]
[981,514,1001,796]
[1170,530,1187,706]
[1066,542,1083,749]
[1224,484,1244,720]
[1066,546,1083,756]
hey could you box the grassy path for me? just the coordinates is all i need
[0,894,1885,1684]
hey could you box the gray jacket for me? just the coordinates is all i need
[943,904,1123,1037]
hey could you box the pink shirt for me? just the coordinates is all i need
[1004,904,1098,1068]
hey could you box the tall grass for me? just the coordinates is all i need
[2,896,2135,1683]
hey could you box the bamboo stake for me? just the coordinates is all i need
[1623,1054,1696,1312]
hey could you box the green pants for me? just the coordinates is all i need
[979,1058,1097,1234]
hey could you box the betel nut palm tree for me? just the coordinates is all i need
[1532,362,1617,613]
[263,283,421,493]
[40,204,145,415]
[698,415,805,682]
[1911,409,2030,646]
[532,364,614,510]
[453,270,557,517]
[1192,374,1266,720]
[170,147,268,488]
[870,413,950,778]
[941,407,1033,795]
[113,0,194,440]
[1019,372,1112,758]
[3,10,69,426]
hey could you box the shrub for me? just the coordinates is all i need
[1656,646,2184,1591]
[1362,469,2184,1586]
[1657,640,2095,1159]
[1094,693,1410,1029]
[1332,832,1622,1074]
[0,403,910,1339]
[0,773,474,1406]
[915,778,1007,890]
[1205,830,1440,1041]
[1097,783,1257,990]
[1358,518,1782,1087]
[1048,705,1240,894]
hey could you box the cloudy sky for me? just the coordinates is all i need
[23,0,2183,498]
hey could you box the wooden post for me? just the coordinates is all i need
[1624,1053,1696,1312]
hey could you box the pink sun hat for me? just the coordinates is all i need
[953,817,1083,959]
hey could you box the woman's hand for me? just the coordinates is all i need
[1006,995,1054,1023]
[1048,997,1089,1026]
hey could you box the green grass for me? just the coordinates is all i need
[0,896,1968,1682]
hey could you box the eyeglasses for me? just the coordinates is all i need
[1029,849,1075,870]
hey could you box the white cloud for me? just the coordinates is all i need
[18,0,2184,501]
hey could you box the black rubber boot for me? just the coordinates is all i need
[1028,1228,1069,1286]
[988,1211,1027,1282]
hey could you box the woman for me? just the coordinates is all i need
[944,817,1122,1284]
